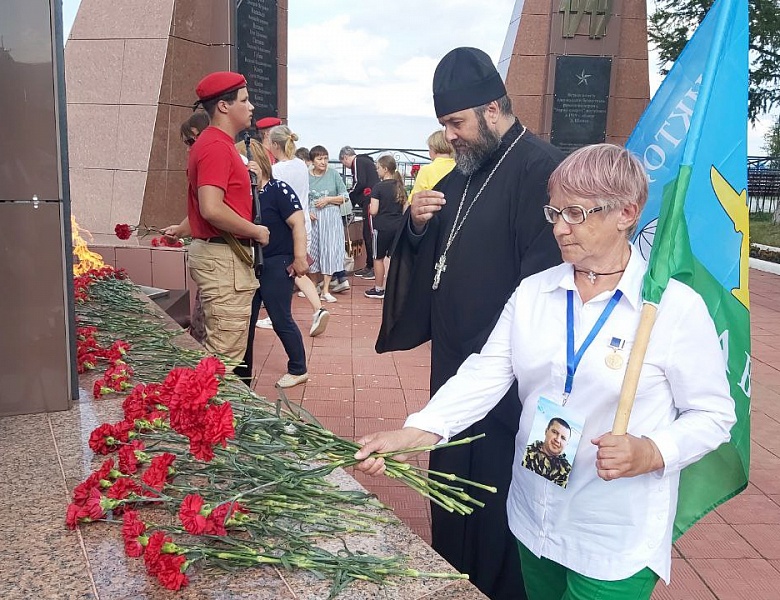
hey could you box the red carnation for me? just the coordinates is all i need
[72,478,99,504]
[143,531,167,576]
[363,187,371,196]
[141,453,176,492]
[93,378,112,399]
[178,494,208,535]
[151,237,161,247]
[118,440,145,475]
[106,477,142,501]
[196,356,226,378]
[205,502,247,536]
[114,223,133,240]
[96,458,116,482]
[121,510,147,557]
[65,503,83,529]
[89,423,119,454]
[83,487,107,521]
[156,554,189,590]
[205,402,235,448]
[188,437,215,462]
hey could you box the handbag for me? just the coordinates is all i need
[340,197,353,218]
[343,217,356,272]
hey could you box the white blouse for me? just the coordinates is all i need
[405,246,735,583]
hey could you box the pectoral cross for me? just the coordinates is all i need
[432,254,447,290]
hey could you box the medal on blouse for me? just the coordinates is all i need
[605,337,625,370]
[563,289,623,405]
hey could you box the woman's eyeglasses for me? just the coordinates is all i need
[543,204,605,225]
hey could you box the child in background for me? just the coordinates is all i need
[364,155,406,299]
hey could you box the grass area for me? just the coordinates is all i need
[750,213,780,247]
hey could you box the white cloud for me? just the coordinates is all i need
[61,0,771,155]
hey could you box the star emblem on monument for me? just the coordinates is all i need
[576,69,592,85]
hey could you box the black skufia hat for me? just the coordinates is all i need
[432,47,507,118]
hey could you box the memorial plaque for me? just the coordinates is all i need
[550,55,612,154]
[236,0,277,119]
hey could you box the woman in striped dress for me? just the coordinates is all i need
[308,145,348,302]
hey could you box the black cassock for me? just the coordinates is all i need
[377,120,563,600]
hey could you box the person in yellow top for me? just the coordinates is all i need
[407,130,456,204]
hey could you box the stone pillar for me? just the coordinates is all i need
[65,0,287,238]
[501,0,650,152]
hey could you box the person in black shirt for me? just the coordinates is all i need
[364,155,406,299]
[235,143,310,389]
[339,146,380,278]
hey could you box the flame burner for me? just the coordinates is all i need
[71,216,105,275]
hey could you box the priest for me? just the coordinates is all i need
[375,47,563,599]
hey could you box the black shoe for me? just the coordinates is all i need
[359,269,375,280]
[364,287,385,299]
[354,267,370,277]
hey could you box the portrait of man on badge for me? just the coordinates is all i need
[522,397,583,489]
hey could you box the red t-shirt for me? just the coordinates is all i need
[187,126,252,239]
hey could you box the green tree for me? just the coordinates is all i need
[648,0,780,121]
[764,114,780,157]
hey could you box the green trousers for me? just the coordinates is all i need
[517,541,659,600]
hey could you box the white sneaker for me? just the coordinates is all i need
[255,317,273,329]
[277,372,309,388]
[320,293,337,303]
[309,308,330,337]
[331,280,350,293]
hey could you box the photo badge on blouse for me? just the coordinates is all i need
[521,396,585,489]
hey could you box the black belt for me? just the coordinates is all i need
[203,236,252,247]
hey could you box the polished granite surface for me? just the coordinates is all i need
[0,292,485,600]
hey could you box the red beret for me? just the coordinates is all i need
[255,117,281,129]
[195,71,247,102]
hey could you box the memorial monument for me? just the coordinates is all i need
[499,0,650,152]
[0,0,77,416]
[65,0,288,236]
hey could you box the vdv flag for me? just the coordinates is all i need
[626,0,750,539]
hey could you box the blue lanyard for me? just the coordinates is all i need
[564,288,623,402]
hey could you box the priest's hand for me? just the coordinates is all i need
[354,428,442,476]
[410,190,446,233]
[592,433,664,481]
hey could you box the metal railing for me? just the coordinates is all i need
[330,147,431,191]
[748,156,780,214]
[329,152,779,216]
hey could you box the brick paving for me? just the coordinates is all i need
[249,268,780,600]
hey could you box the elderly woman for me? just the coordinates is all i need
[308,145,349,302]
[356,144,735,600]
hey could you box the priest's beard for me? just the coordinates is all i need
[453,111,502,175]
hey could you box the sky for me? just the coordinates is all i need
[62,0,771,155]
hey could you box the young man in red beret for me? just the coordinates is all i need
[256,116,281,165]
[186,71,270,374]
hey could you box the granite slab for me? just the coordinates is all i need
[0,291,486,600]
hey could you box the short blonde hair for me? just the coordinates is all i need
[427,130,453,156]
[548,144,648,214]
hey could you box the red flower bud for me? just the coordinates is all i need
[114,224,133,240]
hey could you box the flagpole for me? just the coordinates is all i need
[611,303,658,435]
